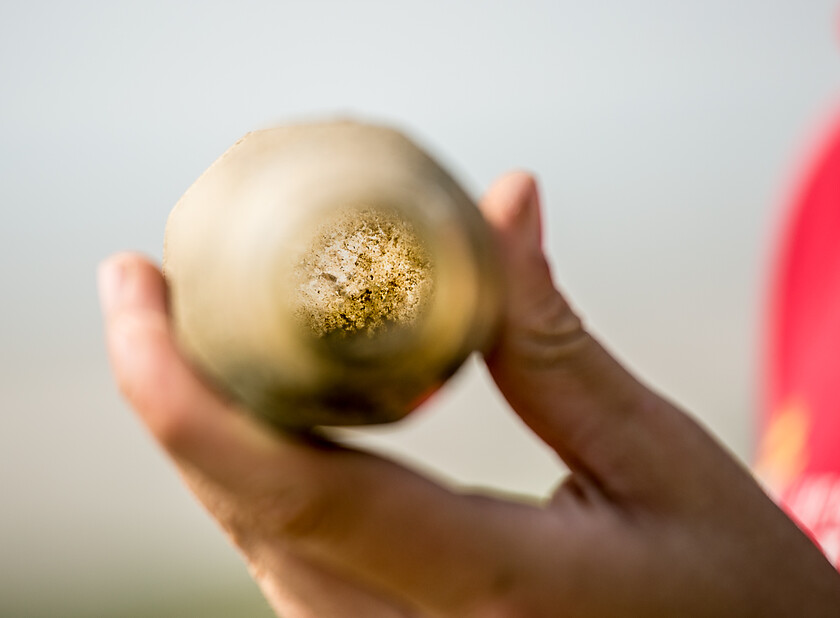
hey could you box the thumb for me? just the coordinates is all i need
[480,172,688,502]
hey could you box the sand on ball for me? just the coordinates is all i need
[292,206,435,339]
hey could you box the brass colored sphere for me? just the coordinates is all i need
[164,120,501,428]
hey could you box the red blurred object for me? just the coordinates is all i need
[758,112,840,569]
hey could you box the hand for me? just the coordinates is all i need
[99,172,840,617]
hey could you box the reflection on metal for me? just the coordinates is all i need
[164,120,501,428]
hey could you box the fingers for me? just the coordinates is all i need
[97,253,567,615]
[99,253,283,487]
[480,172,690,501]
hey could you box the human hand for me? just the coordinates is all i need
[99,172,840,617]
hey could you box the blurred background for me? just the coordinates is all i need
[1,1,838,616]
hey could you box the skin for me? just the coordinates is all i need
[99,172,840,617]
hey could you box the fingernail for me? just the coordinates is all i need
[98,257,126,315]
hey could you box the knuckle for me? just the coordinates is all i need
[145,392,194,451]
[510,290,589,368]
